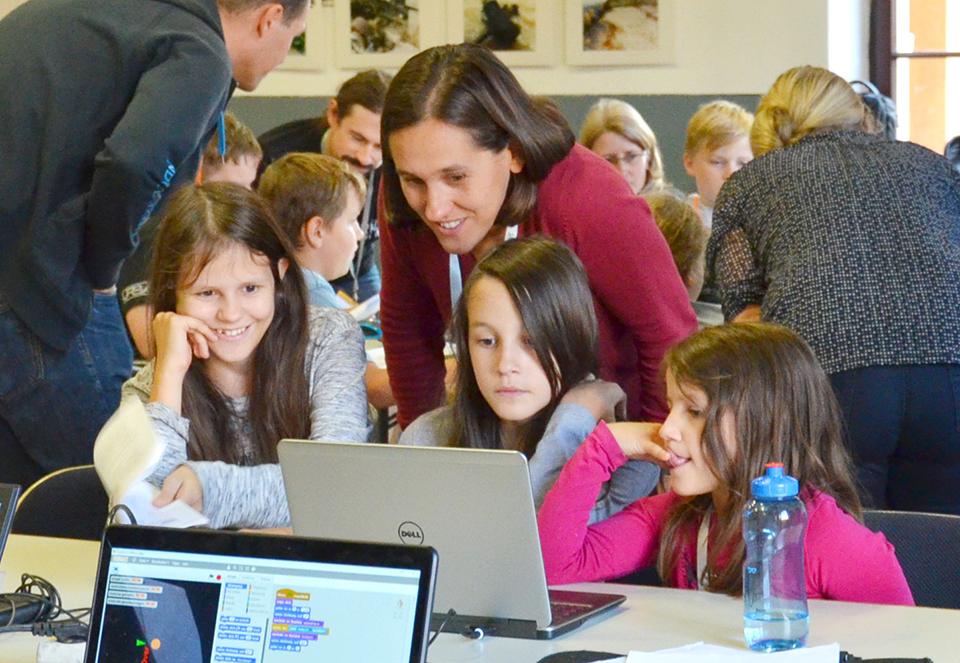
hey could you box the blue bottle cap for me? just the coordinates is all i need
[751,463,799,498]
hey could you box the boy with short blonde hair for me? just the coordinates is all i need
[260,152,395,413]
[259,153,366,309]
[683,100,754,229]
[201,111,263,188]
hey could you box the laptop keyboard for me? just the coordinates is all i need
[549,600,592,624]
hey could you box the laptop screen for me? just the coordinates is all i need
[85,526,437,663]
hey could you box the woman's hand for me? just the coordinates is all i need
[154,465,204,513]
[561,378,627,423]
[150,311,219,412]
[733,304,762,323]
[605,422,672,465]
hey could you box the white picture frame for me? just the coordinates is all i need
[565,0,676,66]
[279,1,328,71]
[335,0,446,70]
[448,0,557,67]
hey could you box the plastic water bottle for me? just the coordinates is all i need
[742,463,809,652]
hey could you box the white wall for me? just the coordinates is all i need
[0,0,23,19]
[827,0,872,82]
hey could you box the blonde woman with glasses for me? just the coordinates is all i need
[580,98,668,195]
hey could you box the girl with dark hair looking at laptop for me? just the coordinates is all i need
[400,237,661,522]
[97,183,367,529]
[378,43,697,432]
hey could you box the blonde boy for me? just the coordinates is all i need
[683,101,754,229]
[201,111,263,189]
[259,153,394,411]
[259,153,365,309]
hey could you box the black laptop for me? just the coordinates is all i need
[84,526,437,663]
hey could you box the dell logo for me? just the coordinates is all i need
[398,521,424,545]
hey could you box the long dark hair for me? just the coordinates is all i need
[656,323,861,595]
[149,183,311,464]
[450,237,598,456]
[381,43,575,231]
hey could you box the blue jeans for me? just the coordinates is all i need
[0,292,133,486]
[830,364,960,514]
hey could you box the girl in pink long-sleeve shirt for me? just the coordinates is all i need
[538,323,914,605]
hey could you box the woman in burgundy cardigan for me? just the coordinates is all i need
[379,44,697,430]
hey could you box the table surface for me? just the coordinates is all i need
[2,534,958,662]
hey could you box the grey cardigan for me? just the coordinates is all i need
[122,307,368,529]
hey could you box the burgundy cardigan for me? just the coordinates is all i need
[380,143,698,428]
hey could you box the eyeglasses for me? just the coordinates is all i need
[602,150,649,168]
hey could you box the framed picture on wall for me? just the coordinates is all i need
[279,1,327,70]
[335,0,445,69]
[449,0,556,67]
[565,0,676,66]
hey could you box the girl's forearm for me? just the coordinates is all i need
[149,361,186,413]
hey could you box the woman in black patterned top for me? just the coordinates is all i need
[707,65,960,515]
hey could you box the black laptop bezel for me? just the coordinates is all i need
[84,525,437,663]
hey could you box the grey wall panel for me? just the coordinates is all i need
[229,94,761,193]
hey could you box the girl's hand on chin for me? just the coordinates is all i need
[153,311,219,373]
[605,422,671,466]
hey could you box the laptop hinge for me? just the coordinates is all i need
[431,611,539,640]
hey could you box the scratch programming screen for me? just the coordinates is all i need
[89,546,422,663]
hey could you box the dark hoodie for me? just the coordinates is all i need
[0,0,234,349]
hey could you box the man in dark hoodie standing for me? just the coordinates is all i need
[0,0,309,485]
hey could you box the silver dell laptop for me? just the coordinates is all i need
[278,440,625,640]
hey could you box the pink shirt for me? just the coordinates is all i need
[380,144,698,428]
[538,422,915,606]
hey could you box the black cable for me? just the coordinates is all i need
[0,574,58,627]
[17,574,61,618]
[0,574,90,642]
[427,608,457,646]
[107,503,137,526]
[31,619,90,643]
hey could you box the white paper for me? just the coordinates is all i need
[94,397,209,528]
[114,481,209,529]
[626,642,840,662]
[93,396,162,499]
[366,345,387,370]
[349,293,380,321]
